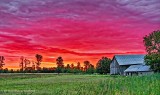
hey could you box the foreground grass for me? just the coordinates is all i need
[0,73,159,95]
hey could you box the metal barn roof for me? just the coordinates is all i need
[114,54,145,65]
[124,65,150,72]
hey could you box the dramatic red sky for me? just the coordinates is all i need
[0,0,160,69]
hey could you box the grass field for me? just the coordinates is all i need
[0,73,159,95]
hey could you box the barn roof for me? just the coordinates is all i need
[124,65,151,72]
[114,54,145,65]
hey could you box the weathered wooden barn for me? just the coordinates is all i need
[110,54,152,75]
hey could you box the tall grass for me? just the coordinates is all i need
[0,74,159,95]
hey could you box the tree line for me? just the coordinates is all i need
[0,54,111,74]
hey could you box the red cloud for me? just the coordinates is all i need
[0,0,160,69]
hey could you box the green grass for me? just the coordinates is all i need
[0,73,159,95]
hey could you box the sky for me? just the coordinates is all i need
[0,0,160,69]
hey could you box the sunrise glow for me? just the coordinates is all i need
[0,0,160,69]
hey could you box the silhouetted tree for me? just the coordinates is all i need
[66,64,71,69]
[84,61,90,71]
[76,62,81,70]
[63,64,71,73]
[35,54,43,70]
[70,63,74,69]
[10,69,14,73]
[86,64,95,74]
[56,56,64,74]
[96,57,111,74]
[0,56,5,70]
[19,56,25,71]
[3,68,8,73]
[56,56,64,68]
[24,59,31,70]
[20,56,32,72]
[143,30,160,72]
[32,61,35,70]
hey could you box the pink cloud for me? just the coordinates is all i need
[0,0,160,69]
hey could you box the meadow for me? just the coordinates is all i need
[0,73,159,95]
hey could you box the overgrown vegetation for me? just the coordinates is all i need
[0,74,159,95]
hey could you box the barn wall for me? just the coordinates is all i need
[110,58,120,75]
[124,71,154,76]
[110,58,130,75]
[138,72,154,76]
[119,65,130,75]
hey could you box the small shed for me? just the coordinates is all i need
[124,65,153,76]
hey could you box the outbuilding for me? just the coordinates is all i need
[124,65,153,76]
[110,54,152,75]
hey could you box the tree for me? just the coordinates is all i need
[83,61,95,74]
[76,62,81,70]
[19,57,31,72]
[66,64,71,69]
[96,57,111,74]
[143,31,160,72]
[35,54,43,70]
[70,63,74,69]
[0,56,5,70]
[64,64,71,73]
[143,30,160,54]
[145,54,160,72]
[24,59,31,71]
[86,64,95,74]
[19,56,24,71]
[56,56,64,68]
[56,56,64,74]
[32,61,35,70]
[84,61,90,71]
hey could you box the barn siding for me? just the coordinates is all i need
[110,57,130,75]
[110,58,120,75]
[124,71,154,76]
[119,65,129,75]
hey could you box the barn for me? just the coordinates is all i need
[124,65,153,76]
[110,54,152,75]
